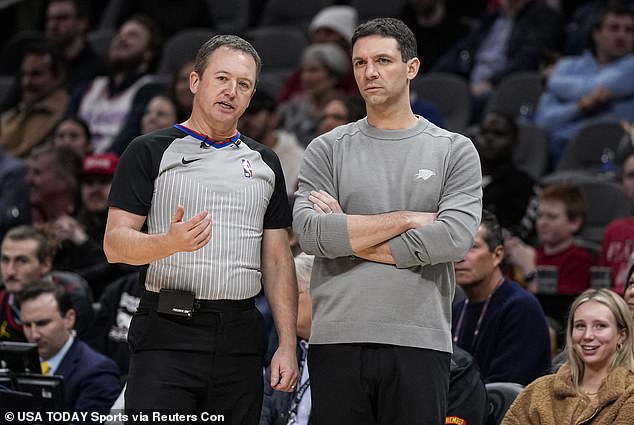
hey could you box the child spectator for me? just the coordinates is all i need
[506,183,593,294]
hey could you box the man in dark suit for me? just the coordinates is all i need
[20,281,121,413]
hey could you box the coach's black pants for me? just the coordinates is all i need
[308,343,450,425]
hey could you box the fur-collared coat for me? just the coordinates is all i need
[502,364,634,425]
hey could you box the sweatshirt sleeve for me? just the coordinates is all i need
[387,135,482,268]
[292,136,354,258]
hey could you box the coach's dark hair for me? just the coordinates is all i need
[19,280,73,316]
[194,34,262,80]
[351,18,417,62]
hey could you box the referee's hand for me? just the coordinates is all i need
[270,345,299,392]
[167,204,212,252]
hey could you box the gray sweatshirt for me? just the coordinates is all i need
[292,117,482,353]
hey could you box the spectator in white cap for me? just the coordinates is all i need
[277,6,359,103]
[277,43,351,147]
[308,5,357,52]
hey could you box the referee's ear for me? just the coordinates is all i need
[190,71,200,95]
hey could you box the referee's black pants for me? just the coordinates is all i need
[308,343,450,425]
[124,291,267,425]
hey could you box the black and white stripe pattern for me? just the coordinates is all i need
[109,126,290,300]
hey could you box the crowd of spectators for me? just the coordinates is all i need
[1,0,634,423]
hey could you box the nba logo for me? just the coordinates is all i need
[241,159,253,178]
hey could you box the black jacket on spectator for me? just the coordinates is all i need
[92,272,142,376]
[482,161,535,231]
[400,2,471,73]
[433,0,564,84]
[448,344,489,425]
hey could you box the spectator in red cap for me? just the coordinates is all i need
[77,152,135,299]
[78,153,119,244]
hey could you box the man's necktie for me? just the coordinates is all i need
[40,361,50,375]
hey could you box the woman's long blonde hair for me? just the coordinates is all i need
[566,288,634,388]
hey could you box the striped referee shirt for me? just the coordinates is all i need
[108,124,292,300]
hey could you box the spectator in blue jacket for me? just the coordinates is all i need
[535,2,634,165]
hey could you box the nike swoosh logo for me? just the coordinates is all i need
[181,157,201,165]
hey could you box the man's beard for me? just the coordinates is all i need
[109,54,147,75]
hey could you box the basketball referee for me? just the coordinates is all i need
[104,35,298,424]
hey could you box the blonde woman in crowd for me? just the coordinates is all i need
[502,288,634,424]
